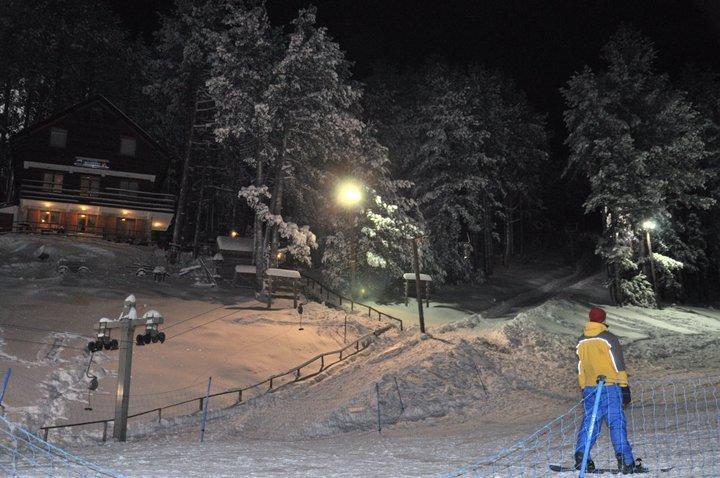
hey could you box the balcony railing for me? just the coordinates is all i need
[20,180,176,213]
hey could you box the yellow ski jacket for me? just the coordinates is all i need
[576,322,629,388]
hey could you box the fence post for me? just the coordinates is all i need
[580,377,605,478]
[320,355,325,371]
[199,397,204,411]
[0,368,11,407]
[200,377,212,443]
[375,382,382,433]
[102,421,108,442]
[157,408,162,423]
[394,377,405,413]
[238,389,243,403]
[43,428,49,442]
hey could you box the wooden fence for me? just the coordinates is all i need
[40,324,395,442]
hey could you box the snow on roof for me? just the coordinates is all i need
[235,265,256,274]
[216,236,253,252]
[265,268,301,279]
[403,273,432,282]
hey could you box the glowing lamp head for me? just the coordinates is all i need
[230,230,238,238]
[336,180,363,208]
[642,220,657,231]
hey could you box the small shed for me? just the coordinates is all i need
[403,272,432,307]
[215,236,254,279]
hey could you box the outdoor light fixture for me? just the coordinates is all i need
[80,205,88,211]
[642,219,657,231]
[230,230,238,238]
[153,221,163,228]
[336,180,363,208]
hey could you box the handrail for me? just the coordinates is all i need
[22,181,176,202]
[21,182,176,213]
[39,324,394,441]
[300,273,404,331]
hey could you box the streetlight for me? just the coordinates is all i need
[641,219,660,308]
[336,180,363,208]
[335,179,364,297]
[410,235,427,334]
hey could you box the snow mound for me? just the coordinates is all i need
[182,297,720,441]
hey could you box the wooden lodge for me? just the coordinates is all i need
[0,95,175,242]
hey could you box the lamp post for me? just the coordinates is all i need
[411,236,427,334]
[336,180,363,298]
[641,219,660,308]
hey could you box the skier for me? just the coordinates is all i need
[574,307,642,474]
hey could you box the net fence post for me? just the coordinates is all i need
[375,382,382,433]
[580,377,605,478]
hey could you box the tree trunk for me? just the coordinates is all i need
[482,193,494,278]
[503,205,513,267]
[259,128,289,285]
[170,78,200,257]
[192,180,204,258]
[519,211,525,258]
[253,143,265,289]
[1,79,11,188]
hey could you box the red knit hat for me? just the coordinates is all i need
[589,307,607,323]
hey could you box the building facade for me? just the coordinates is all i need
[0,96,175,242]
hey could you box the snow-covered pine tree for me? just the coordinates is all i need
[319,129,432,295]
[677,66,720,300]
[144,0,236,253]
[206,0,280,285]
[366,62,547,284]
[562,26,711,305]
[249,7,364,276]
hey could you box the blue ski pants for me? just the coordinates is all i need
[574,384,634,463]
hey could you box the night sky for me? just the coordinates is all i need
[106,0,720,226]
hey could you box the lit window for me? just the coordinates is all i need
[120,137,136,157]
[50,128,67,148]
[42,211,62,224]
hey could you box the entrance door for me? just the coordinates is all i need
[116,217,135,239]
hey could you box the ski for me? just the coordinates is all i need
[549,464,674,474]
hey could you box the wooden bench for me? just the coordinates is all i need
[265,268,301,308]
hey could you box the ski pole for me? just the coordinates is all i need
[580,376,606,478]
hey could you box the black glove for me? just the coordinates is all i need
[621,386,631,407]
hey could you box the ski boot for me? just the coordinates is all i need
[617,454,646,474]
[574,452,596,472]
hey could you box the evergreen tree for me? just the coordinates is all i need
[366,62,547,283]
[562,26,711,305]
[144,0,235,252]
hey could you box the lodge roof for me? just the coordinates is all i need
[11,95,169,159]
